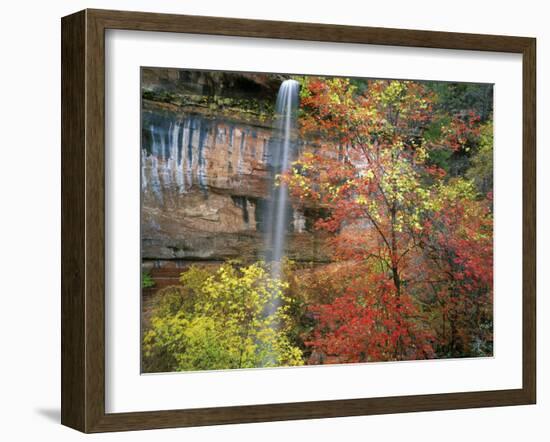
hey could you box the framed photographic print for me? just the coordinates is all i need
[61,9,536,433]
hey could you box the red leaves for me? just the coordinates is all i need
[430,195,493,290]
[441,113,483,152]
[306,275,436,363]
[426,165,447,178]
[418,192,493,354]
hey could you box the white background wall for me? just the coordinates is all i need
[0,0,547,440]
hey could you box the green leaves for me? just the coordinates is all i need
[141,271,155,289]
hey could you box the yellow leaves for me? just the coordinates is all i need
[380,80,407,105]
[367,200,382,223]
[297,162,310,172]
[437,178,477,202]
[416,146,428,163]
[145,261,304,371]
[359,169,375,180]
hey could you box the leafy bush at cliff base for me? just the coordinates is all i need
[143,262,304,372]
[141,271,155,289]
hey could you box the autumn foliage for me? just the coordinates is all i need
[142,76,494,372]
[284,78,493,362]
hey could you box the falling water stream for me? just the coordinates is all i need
[265,79,300,281]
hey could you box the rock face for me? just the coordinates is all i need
[141,68,285,102]
[141,92,331,270]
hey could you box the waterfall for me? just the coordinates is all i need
[265,79,300,280]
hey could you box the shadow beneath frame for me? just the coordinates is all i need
[35,408,60,423]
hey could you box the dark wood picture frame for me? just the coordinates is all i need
[61,8,536,433]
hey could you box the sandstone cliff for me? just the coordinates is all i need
[141,69,330,273]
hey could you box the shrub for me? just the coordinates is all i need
[143,262,304,372]
[141,271,155,289]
